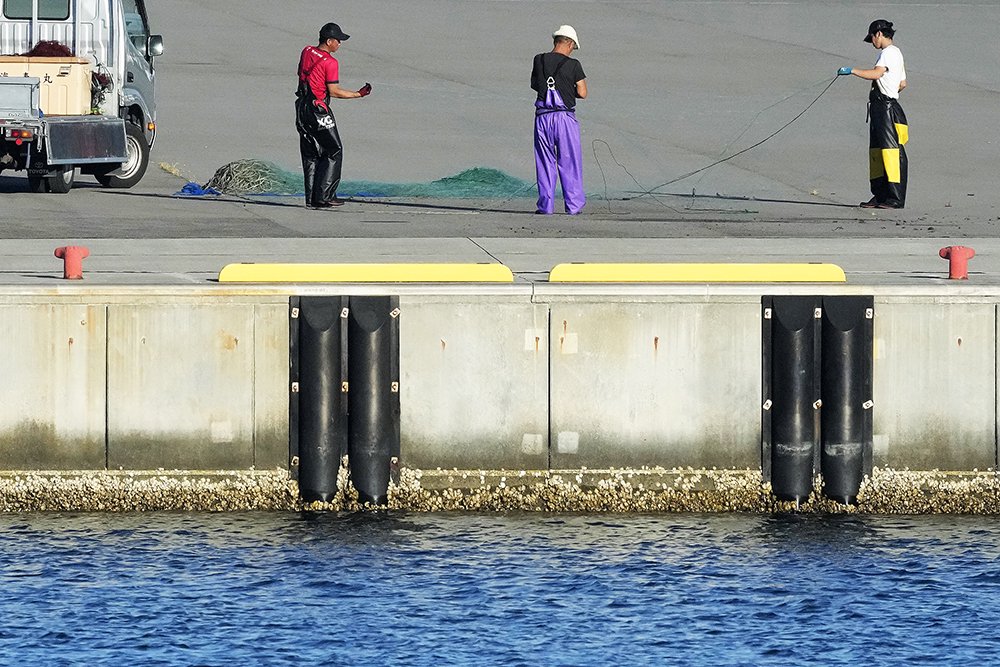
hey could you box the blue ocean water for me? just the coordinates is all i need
[1,512,999,666]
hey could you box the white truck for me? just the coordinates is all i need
[0,0,162,192]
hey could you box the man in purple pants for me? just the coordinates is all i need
[531,25,588,215]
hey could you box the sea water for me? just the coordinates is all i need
[2,512,999,665]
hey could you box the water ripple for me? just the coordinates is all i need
[2,512,1000,664]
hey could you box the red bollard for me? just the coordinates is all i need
[939,245,975,280]
[54,246,90,280]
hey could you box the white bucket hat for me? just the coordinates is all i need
[552,25,580,49]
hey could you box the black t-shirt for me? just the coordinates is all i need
[531,52,585,109]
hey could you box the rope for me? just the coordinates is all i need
[208,76,840,213]
[480,179,537,212]
[691,76,835,192]
[593,76,841,205]
[593,139,682,214]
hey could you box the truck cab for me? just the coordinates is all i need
[0,0,162,191]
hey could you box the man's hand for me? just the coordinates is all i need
[358,82,372,97]
[312,99,330,112]
[837,66,852,76]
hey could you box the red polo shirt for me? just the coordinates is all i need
[298,45,339,101]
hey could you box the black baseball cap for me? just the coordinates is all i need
[320,23,350,42]
[864,19,893,43]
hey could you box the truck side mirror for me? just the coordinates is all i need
[148,35,164,57]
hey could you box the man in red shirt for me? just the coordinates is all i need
[295,22,372,209]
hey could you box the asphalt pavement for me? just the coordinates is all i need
[1,0,998,286]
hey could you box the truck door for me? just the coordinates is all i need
[119,0,156,128]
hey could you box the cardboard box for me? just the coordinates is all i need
[0,56,91,115]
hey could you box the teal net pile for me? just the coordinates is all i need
[204,160,536,199]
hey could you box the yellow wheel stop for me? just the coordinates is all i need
[548,263,846,283]
[218,263,514,283]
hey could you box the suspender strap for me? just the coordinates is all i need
[298,47,333,102]
[543,54,570,83]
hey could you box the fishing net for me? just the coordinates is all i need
[204,160,300,195]
[22,41,75,57]
[204,160,536,199]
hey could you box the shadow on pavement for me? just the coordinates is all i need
[0,174,101,193]
[623,190,859,209]
[97,189,538,215]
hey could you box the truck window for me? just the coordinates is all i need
[2,0,71,20]
[120,0,149,50]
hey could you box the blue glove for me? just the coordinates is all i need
[837,66,852,76]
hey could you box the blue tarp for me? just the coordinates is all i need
[174,182,221,197]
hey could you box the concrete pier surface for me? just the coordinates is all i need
[1,0,998,285]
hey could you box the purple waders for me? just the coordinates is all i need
[534,87,585,215]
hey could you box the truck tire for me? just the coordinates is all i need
[48,166,76,194]
[27,166,75,193]
[27,176,47,193]
[95,122,149,188]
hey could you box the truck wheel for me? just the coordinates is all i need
[27,176,47,193]
[48,166,76,194]
[95,122,149,188]
[27,167,75,193]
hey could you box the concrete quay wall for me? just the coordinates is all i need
[0,284,996,474]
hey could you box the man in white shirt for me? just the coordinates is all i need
[838,19,909,209]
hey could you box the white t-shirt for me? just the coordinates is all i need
[874,44,906,98]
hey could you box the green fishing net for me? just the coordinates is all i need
[205,160,536,198]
